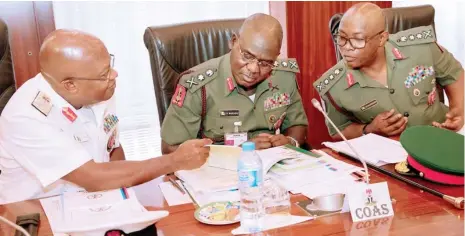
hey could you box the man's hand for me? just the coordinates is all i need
[250,133,273,150]
[170,139,212,171]
[432,108,464,132]
[366,109,408,136]
[269,134,291,147]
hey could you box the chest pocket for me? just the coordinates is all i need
[406,66,435,105]
[264,106,288,130]
[204,115,242,140]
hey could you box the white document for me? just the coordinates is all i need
[40,188,169,236]
[175,166,238,192]
[207,145,241,171]
[300,175,364,199]
[158,181,192,206]
[182,182,240,207]
[322,133,407,166]
[270,151,362,193]
[231,214,313,235]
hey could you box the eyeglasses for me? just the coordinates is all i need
[334,30,385,49]
[66,54,115,82]
[239,48,275,70]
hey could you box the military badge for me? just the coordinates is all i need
[62,107,78,122]
[226,77,235,92]
[103,113,119,134]
[428,87,437,106]
[107,128,117,152]
[31,91,52,116]
[346,73,355,88]
[172,84,187,108]
[404,65,435,88]
[264,92,291,111]
[392,47,404,59]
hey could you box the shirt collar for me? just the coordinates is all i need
[36,73,109,125]
[345,42,409,90]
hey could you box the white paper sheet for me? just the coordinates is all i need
[231,214,313,235]
[40,188,169,236]
[158,181,192,206]
[322,133,408,166]
[207,145,241,171]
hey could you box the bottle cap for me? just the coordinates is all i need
[242,142,255,151]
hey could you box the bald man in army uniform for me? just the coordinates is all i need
[161,13,308,153]
[314,3,464,140]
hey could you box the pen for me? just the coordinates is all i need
[180,180,200,209]
[168,175,185,194]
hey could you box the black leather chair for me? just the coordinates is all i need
[0,18,15,115]
[143,19,244,124]
[329,5,435,62]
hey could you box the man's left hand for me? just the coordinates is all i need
[432,108,464,132]
[269,134,291,147]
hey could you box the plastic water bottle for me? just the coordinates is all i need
[238,142,264,232]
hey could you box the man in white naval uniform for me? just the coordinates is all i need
[0,29,211,204]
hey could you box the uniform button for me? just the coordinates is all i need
[403,112,409,117]
[389,89,395,94]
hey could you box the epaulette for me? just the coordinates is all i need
[178,58,221,93]
[313,62,346,96]
[272,58,300,73]
[390,25,436,47]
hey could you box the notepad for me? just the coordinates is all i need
[322,133,408,166]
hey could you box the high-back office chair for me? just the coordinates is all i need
[0,18,15,115]
[328,5,444,102]
[143,19,244,124]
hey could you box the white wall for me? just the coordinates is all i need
[53,1,269,160]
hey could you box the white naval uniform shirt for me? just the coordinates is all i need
[0,73,119,204]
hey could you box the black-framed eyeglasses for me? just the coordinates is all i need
[66,54,115,82]
[334,30,385,49]
[239,47,275,71]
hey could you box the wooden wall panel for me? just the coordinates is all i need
[0,1,55,88]
[286,1,392,148]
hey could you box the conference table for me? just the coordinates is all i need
[1,148,463,236]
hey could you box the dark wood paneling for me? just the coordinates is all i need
[0,1,55,88]
[286,1,392,148]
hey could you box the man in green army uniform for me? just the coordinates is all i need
[314,3,464,140]
[161,13,308,154]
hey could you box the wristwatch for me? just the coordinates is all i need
[362,124,370,135]
[286,136,300,148]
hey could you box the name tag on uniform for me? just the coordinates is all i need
[220,110,239,117]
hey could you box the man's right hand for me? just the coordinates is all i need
[170,139,212,171]
[365,109,408,136]
[249,133,273,150]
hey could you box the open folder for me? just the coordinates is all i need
[40,188,168,236]
[175,145,321,193]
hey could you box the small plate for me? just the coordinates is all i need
[194,201,240,225]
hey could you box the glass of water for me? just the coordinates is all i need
[262,178,291,215]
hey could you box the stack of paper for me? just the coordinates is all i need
[322,133,408,166]
[40,188,168,236]
[161,145,364,208]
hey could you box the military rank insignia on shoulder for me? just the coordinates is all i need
[272,58,300,73]
[390,25,436,47]
[313,65,346,95]
[31,91,52,116]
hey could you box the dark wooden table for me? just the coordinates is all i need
[1,149,463,236]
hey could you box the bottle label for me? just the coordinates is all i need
[238,169,262,187]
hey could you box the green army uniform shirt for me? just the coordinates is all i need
[313,25,463,136]
[161,52,308,145]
